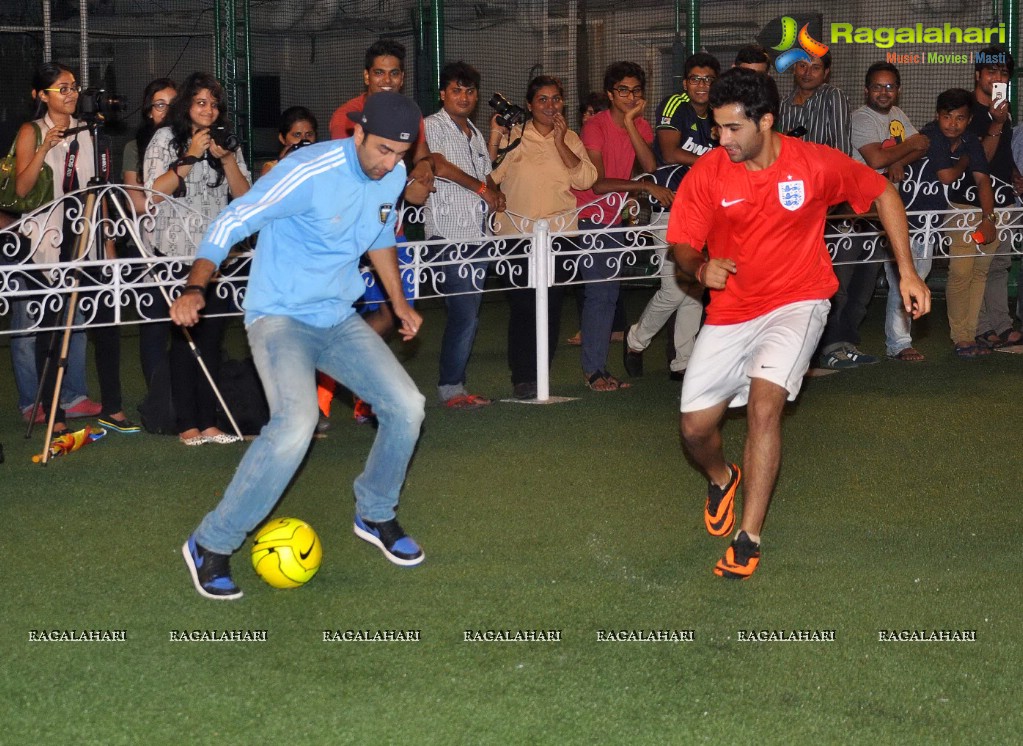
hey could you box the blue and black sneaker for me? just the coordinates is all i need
[182,535,243,600]
[353,515,424,567]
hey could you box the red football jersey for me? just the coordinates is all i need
[667,136,887,325]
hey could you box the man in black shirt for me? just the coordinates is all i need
[969,47,1022,347]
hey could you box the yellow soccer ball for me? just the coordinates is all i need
[251,517,322,589]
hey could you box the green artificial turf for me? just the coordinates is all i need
[1,288,1019,744]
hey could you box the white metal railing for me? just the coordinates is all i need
[2,182,1021,399]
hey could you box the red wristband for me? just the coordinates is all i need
[695,262,708,285]
[476,182,488,195]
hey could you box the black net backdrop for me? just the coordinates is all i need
[0,1,1018,175]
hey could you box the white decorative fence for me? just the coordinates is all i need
[2,182,1021,400]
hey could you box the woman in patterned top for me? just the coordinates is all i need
[144,72,250,445]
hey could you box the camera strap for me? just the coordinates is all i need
[491,134,523,170]
[63,138,80,193]
[95,129,112,181]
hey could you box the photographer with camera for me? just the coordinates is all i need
[259,106,318,178]
[10,62,136,436]
[488,75,597,399]
[144,71,251,446]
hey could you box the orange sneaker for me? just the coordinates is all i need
[713,530,760,579]
[704,463,740,537]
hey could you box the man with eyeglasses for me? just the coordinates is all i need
[573,61,673,391]
[623,53,720,382]
[969,47,1022,348]
[850,62,930,362]
[652,52,721,190]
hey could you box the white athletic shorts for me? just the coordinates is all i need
[680,299,830,412]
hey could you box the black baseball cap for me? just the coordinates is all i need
[347,91,422,143]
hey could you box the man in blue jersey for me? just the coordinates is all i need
[171,92,427,600]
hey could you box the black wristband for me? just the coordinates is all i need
[181,284,206,296]
[175,155,200,167]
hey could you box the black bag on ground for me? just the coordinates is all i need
[216,357,269,436]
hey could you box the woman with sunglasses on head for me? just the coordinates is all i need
[489,75,598,399]
[144,71,251,446]
[12,61,137,436]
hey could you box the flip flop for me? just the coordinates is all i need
[889,347,925,362]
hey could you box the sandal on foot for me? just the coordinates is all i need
[566,331,582,346]
[975,330,1001,348]
[444,393,493,409]
[1000,329,1023,347]
[584,371,631,392]
[954,343,991,359]
[889,347,925,362]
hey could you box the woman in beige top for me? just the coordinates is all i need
[488,75,597,398]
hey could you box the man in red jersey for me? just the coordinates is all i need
[667,69,930,579]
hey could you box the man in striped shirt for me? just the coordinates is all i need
[172,93,428,600]
[776,52,851,154]
[779,53,881,369]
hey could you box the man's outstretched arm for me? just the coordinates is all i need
[874,181,931,319]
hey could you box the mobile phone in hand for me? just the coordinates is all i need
[992,82,1008,106]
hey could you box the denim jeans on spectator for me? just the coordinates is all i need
[10,299,88,412]
[430,237,489,400]
[819,224,881,355]
[578,218,624,376]
[883,233,933,356]
[193,312,425,555]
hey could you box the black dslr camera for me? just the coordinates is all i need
[488,93,527,129]
[210,125,240,152]
[78,88,125,121]
[283,139,313,157]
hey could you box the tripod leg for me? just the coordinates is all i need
[38,291,81,464]
[37,191,97,464]
[24,328,59,440]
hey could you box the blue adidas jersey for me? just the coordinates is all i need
[197,137,405,327]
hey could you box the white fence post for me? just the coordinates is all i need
[534,219,551,401]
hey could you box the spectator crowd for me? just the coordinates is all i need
[3,40,1022,445]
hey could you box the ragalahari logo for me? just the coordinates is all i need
[766,16,829,73]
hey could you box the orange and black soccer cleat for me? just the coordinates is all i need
[713,530,760,580]
[704,463,740,537]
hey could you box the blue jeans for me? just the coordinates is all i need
[578,219,623,375]
[10,299,88,412]
[194,313,425,555]
[431,238,488,399]
[884,233,933,356]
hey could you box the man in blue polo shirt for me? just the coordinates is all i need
[171,92,427,600]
